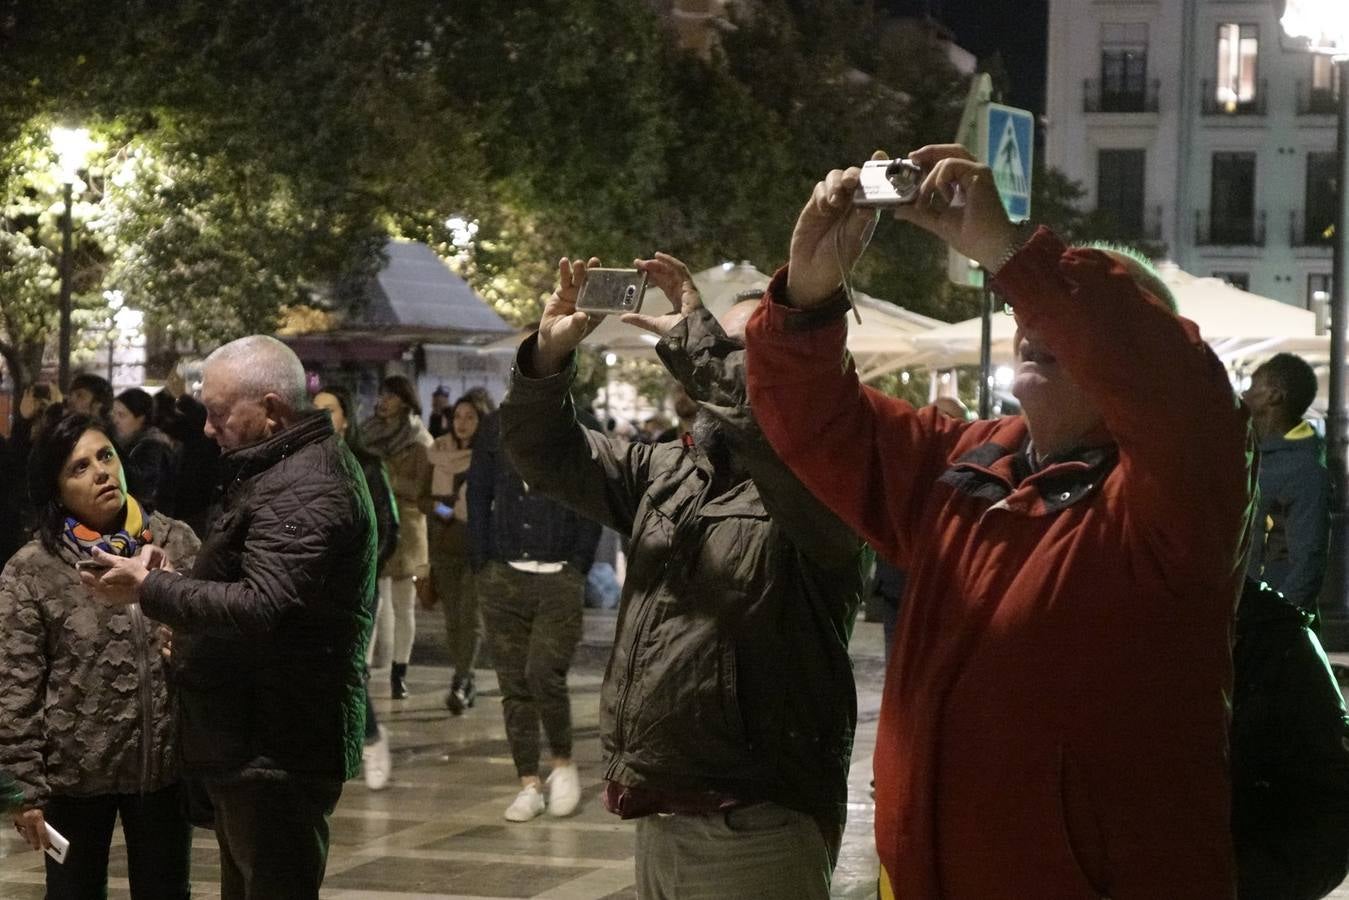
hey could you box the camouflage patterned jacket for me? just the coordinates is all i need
[0,512,200,808]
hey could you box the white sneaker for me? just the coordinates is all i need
[362,726,391,791]
[504,784,545,822]
[546,763,581,817]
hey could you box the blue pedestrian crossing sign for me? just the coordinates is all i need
[983,103,1033,222]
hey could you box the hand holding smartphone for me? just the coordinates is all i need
[44,822,68,864]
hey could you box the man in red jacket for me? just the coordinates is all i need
[744,144,1256,899]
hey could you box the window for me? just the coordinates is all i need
[1308,273,1332,311]
[1215,24,1258,110]
[1100,23,1149,111]
[1313,55,1339,93]
[1210,153,1256,243]
[1213,271,1250,291]
[1309,56,1341,113]
[1097,150,1146,235]
[1304,152,1337,245]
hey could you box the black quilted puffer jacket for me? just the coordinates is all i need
[140,411,377,785]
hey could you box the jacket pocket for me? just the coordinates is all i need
[1056,744,1110,898]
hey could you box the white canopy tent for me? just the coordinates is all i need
[866,262,1319,378]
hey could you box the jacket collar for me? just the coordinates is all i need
[939,425,1118,515]
[220,410,334,484]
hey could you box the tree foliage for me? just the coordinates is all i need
[0,0,997,386]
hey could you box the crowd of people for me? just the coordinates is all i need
[1,141,1348,900]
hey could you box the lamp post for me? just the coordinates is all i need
[1278,1,1349,631]
[49,126,95,391]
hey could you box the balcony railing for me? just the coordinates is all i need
[1200,79,1267,116]
[1290,210,1335,247]
[1296,79,1340,116]
[1083,78,1159,114]
[1195,209,1266,246]
[1093,204,1164,241]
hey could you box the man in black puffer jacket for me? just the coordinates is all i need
[87,335,376,900]
[1233,577,1349,899]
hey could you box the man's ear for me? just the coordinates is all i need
[1265,384,1285,411]
[261,392,289,433]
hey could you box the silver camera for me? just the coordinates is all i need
[853,158,923,207]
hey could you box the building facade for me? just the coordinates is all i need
[1045,0,1339,311]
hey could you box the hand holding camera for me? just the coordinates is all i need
[621,253,704,338]
[893,144,1020,273]
[533,256,605,378]
[786,153,888,309]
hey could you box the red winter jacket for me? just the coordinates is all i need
[746,228,1255,899]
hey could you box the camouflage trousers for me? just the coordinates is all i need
[478,561,585,778]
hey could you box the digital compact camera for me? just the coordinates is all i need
[853,158,923,207]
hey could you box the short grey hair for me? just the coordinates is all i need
[204,335,309,410]
[1079,241,1179,313]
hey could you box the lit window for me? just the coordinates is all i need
[1215,23,1259,110]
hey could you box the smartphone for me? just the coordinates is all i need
[576,268,647,316]
[75,559,111,574]
[433,501,454,521]
[853,158,923,207]
[44,822,69,864]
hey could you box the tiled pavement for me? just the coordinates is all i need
[5,614,1349,898]
[0,610,885,899]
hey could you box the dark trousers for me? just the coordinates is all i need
[205,779,342,900]
[432,551,480,677]
[478,562,584,778]
[43,784,192,900]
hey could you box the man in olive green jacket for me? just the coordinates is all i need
[501,254,868,900]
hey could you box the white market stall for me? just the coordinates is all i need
[865,262,1319,379]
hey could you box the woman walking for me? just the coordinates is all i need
[0,413,200,898]
[361,375,432,699]
[425,388,495,714]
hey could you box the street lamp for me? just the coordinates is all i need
[49,126,95,391]
[1278,2,1349,632]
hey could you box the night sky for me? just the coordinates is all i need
[884,0,1050,115]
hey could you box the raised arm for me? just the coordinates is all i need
[744,161,973,567]
[990,230,1253,584]
[895,144,1254,586]
[500,256,663,536]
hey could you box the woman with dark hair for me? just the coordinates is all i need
[314,385,399,790]
[425,388,496,714]
[361,375,432,700]
[111,388,177,514]
[0,413,199,899]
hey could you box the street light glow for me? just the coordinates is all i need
[1279,0,1349,56]
[49,126,96,181]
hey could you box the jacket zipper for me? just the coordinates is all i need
[127,602,153,795]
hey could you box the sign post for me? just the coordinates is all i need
[969,97,1034,419]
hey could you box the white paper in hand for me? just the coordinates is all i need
[43,822,68,864]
